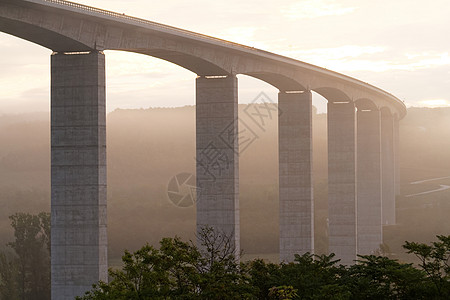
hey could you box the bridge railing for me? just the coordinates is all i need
[41,0,252,50]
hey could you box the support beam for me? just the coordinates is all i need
[394,116,400,196]
[51,51,107,299]
[357,109,382,255]
[279,90,314,262]
[381,111,396,225]
[328,101,357,265]
[196,75,239,256]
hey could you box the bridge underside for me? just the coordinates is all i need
[0,14,93,51]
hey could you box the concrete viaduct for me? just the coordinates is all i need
[0,0,406,298]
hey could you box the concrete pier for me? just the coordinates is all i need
[279,91,314,262]
[196,75,240,255]
[328,101,357,265]
[357,109,382,255]
[394,116,400,195]
[51,51,107,299]
[381,110,396,225]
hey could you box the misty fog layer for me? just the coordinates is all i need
[0,106,449,263]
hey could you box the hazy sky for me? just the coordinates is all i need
[1,0,449,114]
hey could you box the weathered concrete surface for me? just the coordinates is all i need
[381,111,396,225]
[279,91,314,262]
[51,51,107,300]
[328,101,357,265]
[196,75,239,256]
[357,109,382,255]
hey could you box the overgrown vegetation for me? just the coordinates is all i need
[78,229,450,300]
[2,213,450,299]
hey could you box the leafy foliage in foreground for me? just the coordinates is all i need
[78,227,255,300]
[78,231,450,300]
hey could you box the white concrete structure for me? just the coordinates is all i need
[394,117,401,196]
[196,75,240,254]
[51,51,108,297]
[381,109,396,225]
[357,108,382,255]
[328,101,357,265]
[279,91,314,262]
[0,0,406,297]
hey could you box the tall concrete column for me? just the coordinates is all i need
[51,51,107,299]
[196,75,239,256]
[381,110,395,225]
[328,101,357,265]
[279,91,313,262]
[357,109,382,255]
[394,116,400,195]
